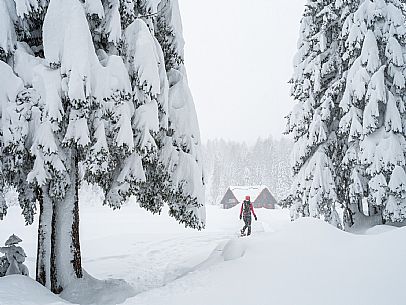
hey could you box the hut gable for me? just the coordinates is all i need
[220,188,239,209]
[220,185,277,209]
[253,188,277,209]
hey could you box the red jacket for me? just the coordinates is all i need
[240,201,257,218]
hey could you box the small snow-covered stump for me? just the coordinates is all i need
[0,234,29,277]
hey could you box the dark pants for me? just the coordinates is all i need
[241,216,252,235]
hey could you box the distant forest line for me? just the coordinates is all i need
[202,137,293,205]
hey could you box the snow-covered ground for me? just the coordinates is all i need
[1,201,406,305]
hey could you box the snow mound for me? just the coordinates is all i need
[162,263,193,284]
[365,225,400,235]
[0,273,136,305]
[0,275,71,305]
[60,272,135,305]
[194,238,246,272]
[221,239,246,261]
[283,217,348,241]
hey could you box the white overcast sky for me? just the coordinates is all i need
[178,0,306,143]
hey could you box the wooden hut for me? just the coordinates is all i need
[220,186,277,209]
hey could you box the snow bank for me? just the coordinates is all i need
[0,275,71,305]
[194,238,246,270]
[60,272,135,305]
[123,218,406,305]
[221,239,246,261]
[364,225,398,235]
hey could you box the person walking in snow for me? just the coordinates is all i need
[240,195,257,236]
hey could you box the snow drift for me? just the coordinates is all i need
[1,205,405,305]
[123,218,406,305]
[0,275,70,305]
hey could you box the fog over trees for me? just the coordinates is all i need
[202,137,293,205]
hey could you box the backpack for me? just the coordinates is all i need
[242,200,251,216]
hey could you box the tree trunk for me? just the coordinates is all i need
[36,186,53,289]
[343,199,361,230]
[50,198,58,294]
[51,149,82,294]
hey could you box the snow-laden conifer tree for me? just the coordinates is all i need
[0,58,39,226]
[0,0,205,294]
[287,0,406,229]
[285,0,342,227]
[340,0,406,226]
[331,0,363,229]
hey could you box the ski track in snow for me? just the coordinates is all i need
[78,204,280,297]
[89,228,266,289]
[95,233,235,294]
[86,221,276,303]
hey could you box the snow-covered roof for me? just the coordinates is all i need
[229,185,269,202]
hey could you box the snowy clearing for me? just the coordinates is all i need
[1,202,405,305]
